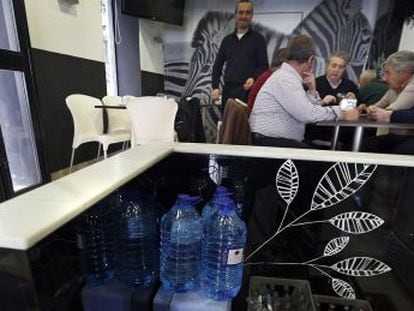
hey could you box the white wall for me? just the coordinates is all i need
[399,22,414,51]
[25,0,104,62]
[139,19,164,74]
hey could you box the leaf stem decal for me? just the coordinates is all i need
[243,161,390,300]
[331,257,392,276]
[329,212,384,234]
[311,163,377,210]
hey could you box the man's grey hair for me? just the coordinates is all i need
[384,50,414,73]
[328,51,349,65]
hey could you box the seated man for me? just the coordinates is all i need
[368,50,414,111]
[305,51,359,146]
[363,107,414,155]
[316,51,359,103]
[357,69,388,109]
[247,48,288,114]
[249,35,358,148]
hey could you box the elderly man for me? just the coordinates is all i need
[211,0,268,112]
[368,50,414,111]
[357,69,388,108]
[306,51,359,147]
[316,51,359,104]
[249,35,358,148]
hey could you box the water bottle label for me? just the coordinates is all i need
[222,248,244,265]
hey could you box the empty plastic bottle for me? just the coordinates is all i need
[77,200,115,285]
[201,196,247,300]
[116,190,158,287]
[160,194,202,292]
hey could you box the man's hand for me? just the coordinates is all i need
[303,71,317,95]
[322,95,337,105]
[341,108,360,121]
[211,88,222,101]
[357,103,367,113]
[345,92,356,99]
[243,78,255,90]
[367,106,392,123]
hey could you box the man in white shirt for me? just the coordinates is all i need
[249,34,358,147]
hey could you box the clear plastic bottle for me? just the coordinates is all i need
[201,186,229,226]
[145,192,167,227]
[160,194,202,292]
[77,200,115,285]
[201,196,247,300]
[116,190,158,287]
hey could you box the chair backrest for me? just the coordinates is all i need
[126,96,178,144]
[218,98,251,145]
[65,94,103,148]
[102,95,131,133]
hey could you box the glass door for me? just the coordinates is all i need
[0,0,46,198]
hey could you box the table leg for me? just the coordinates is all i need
[352,126,364,152]
[331,126,340,150]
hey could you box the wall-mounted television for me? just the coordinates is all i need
[121,0,185,26]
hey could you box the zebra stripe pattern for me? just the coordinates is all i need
[293,0,372,80]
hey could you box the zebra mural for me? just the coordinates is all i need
[293,0,372,82]
[164,0,373,142]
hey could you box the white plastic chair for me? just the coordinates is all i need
[66,94,131,172]
[102,95,132,148]
[125,96,178,146]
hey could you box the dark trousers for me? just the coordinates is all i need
[221,82,249,113]
[362,134,414,155]
[251,133,310,149]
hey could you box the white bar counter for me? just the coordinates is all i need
[1,142,414,250]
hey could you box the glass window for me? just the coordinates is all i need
[0,69,41,191]
[101,0,118,95]
[0,0,20,51]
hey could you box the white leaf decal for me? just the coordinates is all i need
[276,160,299,205]
[324,237,350,256]
[329,212,384,234]
[311,163,376,210]
[332,278,356,299]
[331,257,392,277]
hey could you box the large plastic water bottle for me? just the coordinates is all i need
[160,194,202,292]
[77,200,115,285]
[145,192,168,227]
[201,196,247,300]
[222,178,246,219]
[116,190,158,287]
[201,186,229,226]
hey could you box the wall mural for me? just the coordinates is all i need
[164,0,373,142]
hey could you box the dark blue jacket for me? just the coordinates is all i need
[391,109,414,124]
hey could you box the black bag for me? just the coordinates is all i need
[174,97,206,142]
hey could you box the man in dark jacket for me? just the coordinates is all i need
[211,0,268,113]
[363,107,414,154]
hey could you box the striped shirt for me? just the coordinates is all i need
[249,63,340,141]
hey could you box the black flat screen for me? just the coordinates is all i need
[121,0,185,26]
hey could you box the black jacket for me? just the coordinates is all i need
[212,28,268,88]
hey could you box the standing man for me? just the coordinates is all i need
[211,0,268,112]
